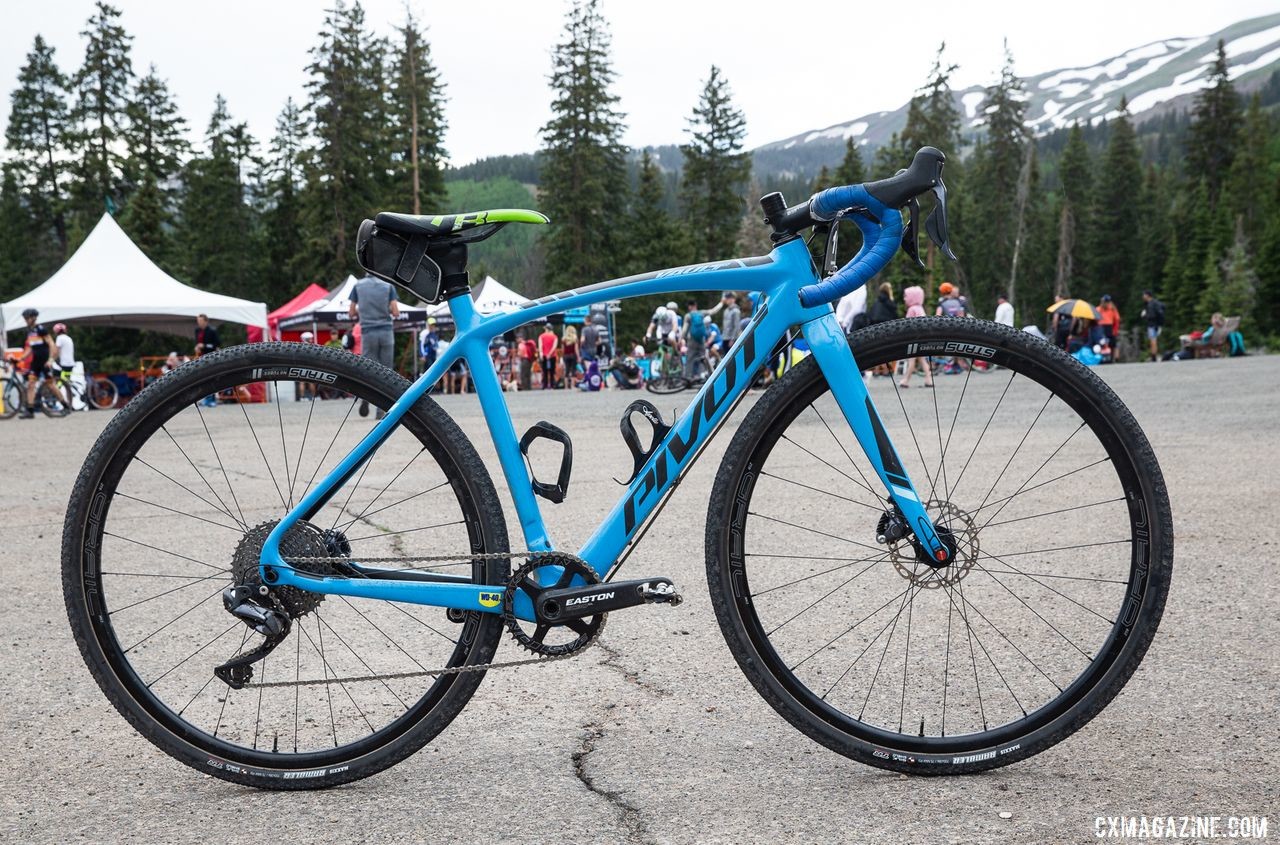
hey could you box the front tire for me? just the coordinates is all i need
[706,318,1172,773]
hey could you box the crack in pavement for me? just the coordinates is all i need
[571,721,656,845]
[594,639,674,699]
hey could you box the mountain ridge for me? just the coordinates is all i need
[753,12,1280,176]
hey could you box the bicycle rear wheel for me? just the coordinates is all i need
[63,343,509,788]
[88,376,119,409]
[646,375,689,395]
[706,317,1172,773]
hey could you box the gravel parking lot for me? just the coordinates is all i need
[2,354,1276,844]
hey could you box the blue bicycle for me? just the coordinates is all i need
[63,148,1172,788]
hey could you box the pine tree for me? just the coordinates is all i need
[966,44,1028,315]
[617,151,692,339]
[67,1,134,228]
[1197,217,1257,330]
[810,165,833,193]
[1185,40,1241,205]
[1133,164,1172,313]
[390,11,447,214]
[5,35,71,265]
[1162,179,1215,334]
[902,44,962,155]
[299,0,389,283]
[1225,94,1272,244]
[123,65,188,188]
[835,138,866,187]
[539,0,628,289]
[1089,98,1143,312]
[0,168,35,300]
[680,65,751,263]
[119,64,188,265]
[260,98,308,304]
[1054,123,1092,297]
[179,96,264,301]
[872,131,910,178]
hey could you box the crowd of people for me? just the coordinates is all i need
[6,272,1243,419]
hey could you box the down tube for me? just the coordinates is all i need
[576,297,804,575]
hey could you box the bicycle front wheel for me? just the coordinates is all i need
[1,377,21,418]
[63,343,510,788]
[646,375,689,395]
[706,317,1172,773]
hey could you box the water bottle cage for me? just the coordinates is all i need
[519,421,573,504]
[615,400,671,486]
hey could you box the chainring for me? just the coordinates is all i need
[502,553,604,657]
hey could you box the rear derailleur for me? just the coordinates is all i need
[214,585,291,689]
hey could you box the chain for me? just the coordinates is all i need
[243,550,605,689]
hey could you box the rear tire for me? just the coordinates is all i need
[63,342,510,788]
[88,376,119,409]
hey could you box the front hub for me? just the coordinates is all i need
[884,500,979,589]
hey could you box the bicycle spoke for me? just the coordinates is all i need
[103,531,229,574]
[240,401,288,510]
[298,397,360,505]
[317,610,409,711]
[757,470,885,513]
[975,552,1119,624]
[387,602,459,646]
[857,580,919,721]
[339,447,428,531]
[982,496,1125,529]
[108,571,227,615]
[747,511,884,555]
[114,492,241,533]
[943,576,1063,694]
[274,382,293,511]
[135,455,241,529]
[194,403,248,528]
[968,392,1056,522]
[970,456,1112,515]
[974,421,1088,533]
[750,551,892,597]
[213,628,251,738]
[947,371,1017,501]
[160,425,247,530]
[147,620,242,688]
[781,432,879,502]
[287,387,319,505]
[346,519,466,543]
[123,585,226,653]
[954,577,1025,717]
[337,480,450,531]
[789,583,914,671]
[810,403,885,504]
[338,596,431,672]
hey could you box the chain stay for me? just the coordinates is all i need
[244,550,604,689]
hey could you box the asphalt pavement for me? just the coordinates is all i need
[1,353,1276,845]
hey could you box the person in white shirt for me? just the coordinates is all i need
[53,323,75,409]
[994,292,1015,328]
[835,287,868,333]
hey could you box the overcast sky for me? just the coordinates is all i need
[2,0,1275,165]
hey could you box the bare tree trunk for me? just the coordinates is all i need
[1007,142,1034,322]
[408,28,420,215]
[1054,204,1075,300]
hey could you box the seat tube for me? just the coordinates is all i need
[448,293,553,552]
[802,311,949,562]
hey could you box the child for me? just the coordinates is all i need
[898,286,933,389]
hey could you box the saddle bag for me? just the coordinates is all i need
[356,219,464,304]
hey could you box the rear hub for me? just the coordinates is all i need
[231,520,345,618]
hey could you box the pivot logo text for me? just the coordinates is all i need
[623,318,762,535]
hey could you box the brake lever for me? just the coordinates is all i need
[925,179,957,261]
[901,197,924,269]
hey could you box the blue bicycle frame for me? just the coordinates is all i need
[259,237,948,620]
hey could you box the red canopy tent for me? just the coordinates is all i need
[246,283,331,343]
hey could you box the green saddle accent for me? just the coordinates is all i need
[375,208,549,238]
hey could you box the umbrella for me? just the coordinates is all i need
[1047,299,1101,320]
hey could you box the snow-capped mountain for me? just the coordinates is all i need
[754,12,1280,175]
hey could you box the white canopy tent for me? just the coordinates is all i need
[426,275,530,323]
[1,213,267,342]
